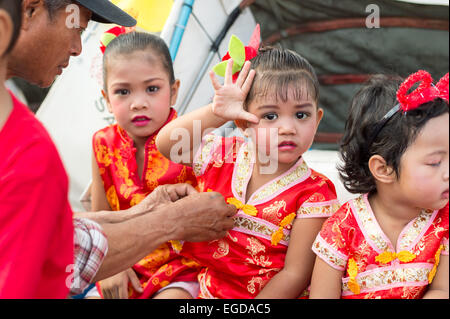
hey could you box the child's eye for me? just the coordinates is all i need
[147,86,159,93]
[262,113,278,121]
[296,112,309,120]
[427,161,441,167]
[114,89,129,96]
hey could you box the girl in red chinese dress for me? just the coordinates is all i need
[157,47,340,298]
[310,72,449,299]
[91,31,200,299]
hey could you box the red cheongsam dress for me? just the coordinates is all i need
[180,133,340,299]
[312,194,449,299]
[93,108,201,298]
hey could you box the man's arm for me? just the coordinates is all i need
[74,184,236,283]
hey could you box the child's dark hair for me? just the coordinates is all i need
[0,0,22,55]
[338,74,449,194]
[103,32,175,90]
[245,46,319,109]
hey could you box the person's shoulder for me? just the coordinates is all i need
[2,96,66,178]
[93,123,119,142]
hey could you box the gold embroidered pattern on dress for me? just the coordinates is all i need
[297,201,341,217]
[312,236,347,270]
[245,237,272,268]
[106,185,120,211]
[212,239,229,259]
[353,196,390,252]
[193,134,220,176]
[233,143,254,199]
[341,264,432,295]
[248,161,309,203]
[262,201,287,225]
[397,209,434,251]
[234,215,290,244]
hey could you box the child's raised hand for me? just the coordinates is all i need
[209,59,259,124]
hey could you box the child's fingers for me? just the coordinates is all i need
[224,59,234,86]
[236,61,251,88]
[128,270,143,294]
[239,110,260,124]
[209,71,222,91]
[242,69,256,96]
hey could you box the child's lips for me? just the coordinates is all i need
[442,189,449,199]
[278,141,297,151]
[132,115,151,127]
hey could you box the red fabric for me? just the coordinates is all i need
[182,134,339,299]
[313,196,449,299]
[0,92,74,299]
[92,108,200,299]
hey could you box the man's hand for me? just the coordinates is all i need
[131,184,198,217]
[167,191,237,242]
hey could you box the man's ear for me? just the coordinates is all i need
[101,89,113,113]
[21,0,43,30]
[0,10,13,57]
[368,154,396,184]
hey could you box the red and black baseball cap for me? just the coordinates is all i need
[74,0,136,27]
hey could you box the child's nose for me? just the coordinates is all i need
[130,96,149,111]
[278,119,296,135]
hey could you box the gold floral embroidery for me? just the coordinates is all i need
[397,209,435,251]
[137,243,171,271]
[262,200,287,225]
[312,237,347,270]
[247,277,265,295]
[245,237,272,268]
[248,161,309,203]
[297,201,340,217]
[212,239,229,259]
[193,134,219,176]
[106,185,120,211]
[94,132,113,167]
[233,146,253,199]
[198,271,216,299]
[353,196,390,252]
[342,265,432,294]
[130,193,146,207]
[234,216,290,244]
[145,149,169,190]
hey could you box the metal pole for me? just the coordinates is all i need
[177,5,243,115]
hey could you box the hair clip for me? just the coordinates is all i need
[100,26,135,54]
[436,72,449,103]
[213,24,261,82]
[365,70,448,157]
[396,70,449,112]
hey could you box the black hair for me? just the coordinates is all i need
[245,46,320,109]
[103,31,175,91]
[0,0,22,54]
[338,74,449,194]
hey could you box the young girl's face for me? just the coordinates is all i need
[104,50,179,143]
[396,113,449,210]
[245,86,323,170]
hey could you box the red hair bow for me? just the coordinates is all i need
[397,70,449,112]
